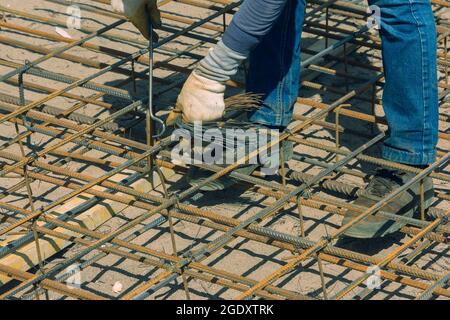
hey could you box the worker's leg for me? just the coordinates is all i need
[369,0,438,165]
[247,0,306,128]
[343,0,438,238]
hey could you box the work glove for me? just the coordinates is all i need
[167,41,246,125]
[111,0,161,40]
[166,71,226,125]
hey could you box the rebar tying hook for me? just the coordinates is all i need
[148,22,166,138]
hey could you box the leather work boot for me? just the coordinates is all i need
[186,139,294,191]
[342,169,434,239]
[172,114,295,191]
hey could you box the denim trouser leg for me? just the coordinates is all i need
[369,0,438,165]
[247,0,305,128]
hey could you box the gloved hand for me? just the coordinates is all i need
[111,0,161,39]
[166,71,226,125]
[167,40,246,125]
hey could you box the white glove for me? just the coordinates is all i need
[166,71,226,125]
[111,0,161,39]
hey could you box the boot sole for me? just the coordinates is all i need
[343,189,434,239]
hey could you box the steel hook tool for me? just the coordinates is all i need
[148,22,166,138]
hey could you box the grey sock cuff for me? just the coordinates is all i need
[195,40,247,83]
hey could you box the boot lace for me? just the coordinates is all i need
[365,169,404,198]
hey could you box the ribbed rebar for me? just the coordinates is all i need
[0,0,447,300]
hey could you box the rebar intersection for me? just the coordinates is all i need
[0,0,448,300]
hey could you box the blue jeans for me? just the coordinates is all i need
[244,0,438,165]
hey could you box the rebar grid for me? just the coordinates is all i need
[0,0,448,300]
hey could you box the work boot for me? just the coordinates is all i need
[342,168,434,239]
[186,140,293,191]
[176,118,293,191]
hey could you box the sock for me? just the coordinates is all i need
[195,40,246,83]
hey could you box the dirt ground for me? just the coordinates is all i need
[0,0,448,300]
